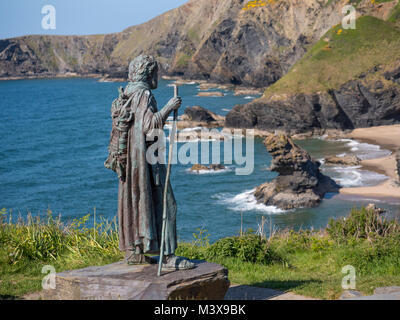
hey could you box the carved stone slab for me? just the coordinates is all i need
[37,260,229,300]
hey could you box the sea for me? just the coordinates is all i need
[1,78,399,242]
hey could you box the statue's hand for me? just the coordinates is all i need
[167,97,182,110]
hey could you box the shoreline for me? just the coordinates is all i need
[339,125,400,200]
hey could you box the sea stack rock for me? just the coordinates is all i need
[177,106,225,129]
[254,134,339,210]
[183,106,224,123]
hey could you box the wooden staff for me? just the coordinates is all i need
[158,84,179,277]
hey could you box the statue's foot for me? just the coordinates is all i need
[125,252,157,265]
[162,255,196,271]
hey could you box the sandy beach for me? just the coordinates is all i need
[340,125,400,199]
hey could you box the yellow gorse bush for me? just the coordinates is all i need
[242,0,269,11]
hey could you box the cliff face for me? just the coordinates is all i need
[0,34,122,78]
[1,0,393,86]
[226,12,400,133]
[225,65,400,133]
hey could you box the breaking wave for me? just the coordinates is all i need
[214,189,286,214]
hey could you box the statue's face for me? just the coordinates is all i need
[149,67,158,89]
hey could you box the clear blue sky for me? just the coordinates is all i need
[0,0,188,39]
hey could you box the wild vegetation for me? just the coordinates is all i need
[264,16,400,96]
[0,209,122,299]
[1,206,400,299]
[177,207,400,299]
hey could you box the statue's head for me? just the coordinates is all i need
[128,54,158,89]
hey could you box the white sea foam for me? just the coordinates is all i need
[186,166,233,175]
[215,189,286,214]
[244,96,254,99]
[323,165,388,188]
[337,139,390,160]
[180,127,204,132]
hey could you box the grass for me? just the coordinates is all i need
[0,209,123,299]
[1,206,400,300]
[388,2,400,24]
[176,207,400,299]
[176,52,192,68]
[264,16,400,97]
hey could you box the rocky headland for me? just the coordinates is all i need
[254,134,339,210]
[225,11,400,134]
[1,0,396,88]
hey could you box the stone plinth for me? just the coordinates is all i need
[37,260,229,300]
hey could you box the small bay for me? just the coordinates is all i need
[1,78,399,242]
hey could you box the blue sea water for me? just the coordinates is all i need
[1,78,399,242]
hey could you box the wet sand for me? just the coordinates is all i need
[339,125,400,199]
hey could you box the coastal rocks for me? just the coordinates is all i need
[190,164,226,173]
[225,75,400,133]
[325,155,361,166]
[396,150,400,181]
[254,134,340,210]
[365,203,386,215]
[1,1,392,85]
[197,83,233,91]
[183,106,224,123]
[197,91,224,97]
[177,106,225,129]
[175,127,226,142]
[234,88,263,96]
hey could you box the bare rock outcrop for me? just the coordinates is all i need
[190,164,226,172]
[325,155,361,166]
[178,106,225,129]
[226,76,400,134]
[254,134,339,210]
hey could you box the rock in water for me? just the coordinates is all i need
[183,106,223,123]
[197,91,224,97]
[254,134,339,210]
[325,155,361,166]
[190,164,226,172]
[365,203,386,214]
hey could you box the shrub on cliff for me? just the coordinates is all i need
[326,207,400,243]
[176,230,287,266]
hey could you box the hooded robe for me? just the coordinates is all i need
[118,81,177,255]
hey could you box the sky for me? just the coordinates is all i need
[0,0,188,39]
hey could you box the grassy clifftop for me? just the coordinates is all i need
[264,16,400,97]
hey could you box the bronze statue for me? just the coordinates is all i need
[105,54,194,271]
